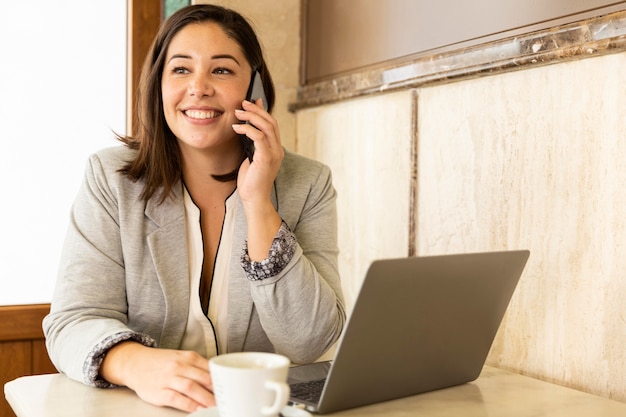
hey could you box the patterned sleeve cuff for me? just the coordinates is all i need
[241,220,297,281]
[83,331,157,388]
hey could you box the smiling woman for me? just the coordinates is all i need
[42,4,345,414]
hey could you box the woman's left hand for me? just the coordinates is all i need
[232,98,284,205]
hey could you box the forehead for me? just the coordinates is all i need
[166,21,246,60]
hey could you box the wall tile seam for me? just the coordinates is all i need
[408,89,419,258]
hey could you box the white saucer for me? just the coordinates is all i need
[188,405,312,417]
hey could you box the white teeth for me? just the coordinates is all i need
[185,110,219,119]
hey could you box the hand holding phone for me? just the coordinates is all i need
[240,71,268,162]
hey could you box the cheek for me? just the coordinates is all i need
[161,84,178,121]
[227,84,249,111]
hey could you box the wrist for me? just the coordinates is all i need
[244,204,282,261]
[100,341,145,387]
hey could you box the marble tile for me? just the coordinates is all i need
[294,9,626,110]
[414,51,626,402]
[296,91,416,309]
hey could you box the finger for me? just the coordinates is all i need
[243,98,266,112]
[246,99,281,146]
[231,123,260,145]
[145,387,214,414]
[148,375,214,411]
[235,108,272,133]
[239,99,279,127]
[241,100,277,130]
[171,376,216,409]
[238,99,266,118]
[244,97,266,111]
[237,119,280,154]
[177,352,213,391]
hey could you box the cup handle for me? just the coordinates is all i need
[262,381,290,416]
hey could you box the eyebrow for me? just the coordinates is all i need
[167,53,241,66]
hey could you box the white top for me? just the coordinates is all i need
[180,186,239,357]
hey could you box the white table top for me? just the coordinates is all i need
[5,366,626,417]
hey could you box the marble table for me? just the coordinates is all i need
[5,366,626,417]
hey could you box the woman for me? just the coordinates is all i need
[43,4,345,413]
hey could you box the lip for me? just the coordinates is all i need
[182,106,223,122]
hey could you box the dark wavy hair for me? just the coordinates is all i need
[118,4,275,203]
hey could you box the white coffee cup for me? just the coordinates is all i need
[209,352,291,417]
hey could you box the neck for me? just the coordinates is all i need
[179,144,242,185]
[182,158,237,207]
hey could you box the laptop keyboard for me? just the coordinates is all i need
[289,378,327,402]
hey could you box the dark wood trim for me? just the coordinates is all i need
[0,340,29,417]
[127,0,162,134]
[0,304,50,342]
[300,0,309,85]
[1,304,56,417]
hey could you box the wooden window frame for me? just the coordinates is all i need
[127,0,162,134]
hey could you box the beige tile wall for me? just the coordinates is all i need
[296,91,416,308]
[297,53,626,402]
[416,52,626,401]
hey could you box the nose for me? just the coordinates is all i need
[189,74,214,97]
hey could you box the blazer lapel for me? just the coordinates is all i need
[145,183,190,348]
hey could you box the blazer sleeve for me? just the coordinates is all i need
[43,151,155,385]
[247,155,346,364]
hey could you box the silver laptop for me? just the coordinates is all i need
[288,250,530,414]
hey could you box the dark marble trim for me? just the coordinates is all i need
[293,9,626,111]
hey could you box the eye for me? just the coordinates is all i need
[173,67,189,75]
[213,67,233,75]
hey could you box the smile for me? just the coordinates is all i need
[184,110,221,120]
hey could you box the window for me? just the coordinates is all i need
[0,1,126,304]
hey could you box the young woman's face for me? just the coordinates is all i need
[162,21,251,153]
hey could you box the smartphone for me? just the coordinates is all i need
[240,71,268,162]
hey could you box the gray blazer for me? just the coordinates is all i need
[43,146,346,385]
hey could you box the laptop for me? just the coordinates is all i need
[288,250,530,414]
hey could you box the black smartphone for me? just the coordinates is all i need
[240,71,268,162]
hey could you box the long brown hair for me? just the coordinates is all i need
[118,4,275,203]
